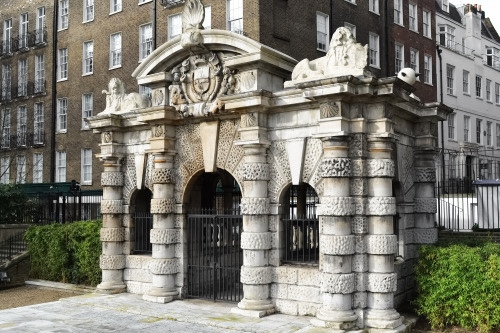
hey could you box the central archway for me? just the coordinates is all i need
[186,169,243,302]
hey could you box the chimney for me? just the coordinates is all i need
[463,3,482,55]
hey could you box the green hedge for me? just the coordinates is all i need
[415,241,500,331]
[24,220,102,286]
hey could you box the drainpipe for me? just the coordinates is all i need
[330,0,334,40]
[437,45,446,196]
[384,0,390,77]
[50,0,58,183]
[153,0,157,50]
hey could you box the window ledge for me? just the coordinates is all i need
[82,72,93,77]
[57,78,68,82]
[109,65,122,70]
[109,10,123,16]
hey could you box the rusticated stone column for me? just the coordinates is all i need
[143,152,179,303]
[232,144,275,318]
[97,156,127,293]
[312,138,357,329]
[364,139,404,330]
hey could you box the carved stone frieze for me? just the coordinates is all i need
[367,273,398,293]
[320,273,355,294]
[365,197,396,216]
[100,228,125,242]
[302,138,323,184]
[150,229,179,244]
[365,235,397,255]
[100,254,126,270]
[238,163,270,181]
[320,235,355,255]
[352,254,368,272]
[240,198,270,215]
[153,124,164,138]
[319,158,351,178]
[150,198,176,214]
[366,159,395,177]
[152,90,164,106]
[240,266,272,285]
[349,134,368,158]
[122,155,137,203]
[152,168,175,184]
[241,113,257,128]
[101,172,124,187]
[352,217,368,234]
[318,197,355,216]
[414,167,436,183]
[102,131,112,143]
[101,200,123,214]
[414,198,437,213]
[350,178,367,196]
[240,232,272,250]
[320,101,340,119]
[351,159,364,177]
[148,258,180,275]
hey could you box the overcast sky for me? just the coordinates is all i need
[452,1,500,31]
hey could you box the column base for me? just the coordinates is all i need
[311,309,358,330]
[365,309,404,330]
[142,287,178,304]
[231,299,275,318]
[95,282,127,294]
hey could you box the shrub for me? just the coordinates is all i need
[25,220,102,286]
[415,241,500,332]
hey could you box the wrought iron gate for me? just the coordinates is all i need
[187,210,242,302]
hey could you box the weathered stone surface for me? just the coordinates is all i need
[101,172,124,186]
[239,163,270,181]
[365,197,396,216]
[320,235,355,255]
[320,273,355,294]
[415,198,437,213]
[288,285,321,303]
[318,197,356,216]
[319,158,351,178]
[272,267,298,285]
[352,217,368,234]
[366,159,395,177]
[101,200,123,214]
[367,273,398,292]
[240,266,272,284]
[240,232,272,250]
[100,228,125,242]
[412,228,438,244]
[275,299,298,316]
[414,167,436,182]
[240,198,270,215]
[150,229,179,244]
[152,168,175,184]
[365,235,397,254]
[100,254,126,270]
[150,199,175,214]
[148,258,180,275]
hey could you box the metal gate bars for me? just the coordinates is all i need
[187,209,243,302]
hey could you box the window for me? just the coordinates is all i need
[463,70,469,94]
[203,5,211,30]
[486,47,500,69]
[17,59,28,97]
[139,85,152,100]
[447,113,455,140]
[486,79,492,101]
[16,155,26,184]
[84,0,94,22]
[57,98,67,132]
[58,48,68,80]
[139,0,152,3]
[496,83,500,104]
[423,54,432,84]
[1,109,10,148]
[476,119,482,144]
[35,54,45,93]
[110,33,122,68]
[168,14,182,40]
[497,124,500,147]
[410,49,419,75]
[476,75,482,98]
[422,10,431,38]
[139,24,153,61]
[464,116,470,142]
[395,44,404,74]
[446,64,454,95]
[227,0,243,35]
[33,153,43,183]
[449,155,457,178]
[394,0,403,25]
[34,102,44,144]
[369,0,379,14]
[110,0,122,14]
[487,122,492,146]
[82,93,93,129]
[2,64,11,101]
[439,25,455,49]
[59,0,68,30]
[36,7,46,44]
[3,19,12,54]
[0,157,10,184]
[442,0,449,12]
[81,149,92,185]
[83,41,93,75]
[17,106,27,147]
[409,4,417,32]
[19,13,29,50]
[369,33,379,68]
[56,151,66,182]
[344,23,356,38]
[345,0,356,4]
[316,12,329,52]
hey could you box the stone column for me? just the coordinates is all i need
[364,139,404,330]
[97,156,127,294]
[312,138,357,330]
[232,144,275,318]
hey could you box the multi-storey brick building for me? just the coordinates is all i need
[0,0,438,189]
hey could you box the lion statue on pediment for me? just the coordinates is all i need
[100,78,151,114]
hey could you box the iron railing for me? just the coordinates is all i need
[2,131,45,149]
[0,232,26,263]
[133,212,153,254]
[282,213,319,264]
[33,29,47,46]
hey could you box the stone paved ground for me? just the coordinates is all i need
[0,285,83,310]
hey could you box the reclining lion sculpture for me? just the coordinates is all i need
[100,78,151,114]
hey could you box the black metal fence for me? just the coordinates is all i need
[282,213,319,264]
[436,149,500,231]
[133,212,153,254]
[0,232,26,263]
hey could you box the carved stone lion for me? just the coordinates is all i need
[100,78,151,114]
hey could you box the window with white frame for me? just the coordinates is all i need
[139,0,152,3]
[227,0,243,35]
[410,49,419,75]
[3,19,12,54]
[57,98,67,132]
[486,47,500,69]
[58,48,68,80]
[442,0,449,13]
[369,0,379,14]
[84,0,94,22]
[2,64,11,101]
[395,43,403,74]
[422,10,431,38]
[81,148,92,185]
[447,113,455,140]
[0,157,10,184]
[369,33,379,68]
[446,64,454,95]
[439,25,455,49]
[33,153,43,183]
[35,54,45,93]
[476,119,482,144]
[486,79,492,101]
[345,0,356,4]
[203,5,211,29]
[409,3,417,32]
[139,85,152,100]
[59,0,68,30]
[464,116,470,142]
[317,12,329,52]
[18,59,28,97]
[110,0,122,14]
[17,106,27,147]
[168,14,182,40]
[423,54,432,84]
[463,70,469,94]
[449,155,457,178]
[56,151,66,182]
[487,121,492,146]
[36,7,46,44]
[83,41,93,75]
[16,155,26,184]
[496,83,500,104]
[344,23,356,38]
[497,124,500,147]
[110,32,122,68]
[1,109,10,148]
[19,13,29,49]
[476,75,482,98]
[394,0,403,25]
[82,93,93,129]
[139,24,153,61]
[34,102,44,144]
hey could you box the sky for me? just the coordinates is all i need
[452,1,500,30]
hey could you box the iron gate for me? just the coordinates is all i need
[187,210,242,302]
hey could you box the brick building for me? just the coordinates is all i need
[0,0,438,189]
